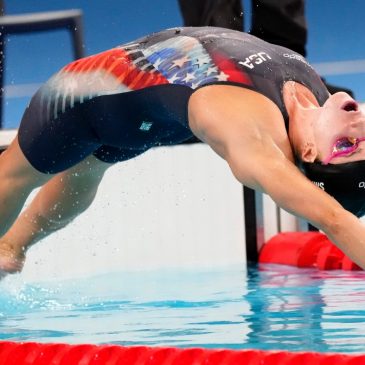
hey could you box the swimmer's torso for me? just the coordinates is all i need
[19,27,329,173]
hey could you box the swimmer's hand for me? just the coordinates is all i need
[0,241,25,278]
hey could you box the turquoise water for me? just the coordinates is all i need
[0,264,365,353]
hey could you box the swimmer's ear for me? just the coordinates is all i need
[300,142,318,163]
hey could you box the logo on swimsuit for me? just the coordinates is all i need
[238,52,272,70]
[312,181,325,190]
[283,53,311,67]
[359,182,365,189]
[139,121,153,131]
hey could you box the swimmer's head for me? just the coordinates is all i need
[288,90,365,217]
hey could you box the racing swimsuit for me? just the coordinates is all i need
[18,27,328,173]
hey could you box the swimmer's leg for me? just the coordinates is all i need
[0,135,51,237]
[0,135,52,274]
[0,153,112,274]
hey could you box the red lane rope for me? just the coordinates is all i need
[259,232,362,270]
[0,342,364,365]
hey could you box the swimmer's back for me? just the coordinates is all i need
[18,27,328,173]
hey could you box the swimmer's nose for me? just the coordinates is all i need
[328,91,359,112]
[341,100,358,112]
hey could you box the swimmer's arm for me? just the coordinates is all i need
[188,85,365,269]
[228,142,365,270]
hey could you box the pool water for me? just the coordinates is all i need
[0,264,365,353]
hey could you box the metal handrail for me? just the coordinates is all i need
[0,7,85,128]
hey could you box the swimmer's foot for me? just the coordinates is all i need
[0,241,25,277]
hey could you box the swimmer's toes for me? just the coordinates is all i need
[0,249,25,276]
[5,259,24,274]
[0,268,11,280]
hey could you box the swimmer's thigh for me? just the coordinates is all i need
[0,135,50,187]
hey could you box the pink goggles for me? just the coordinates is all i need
[322,137,365,165]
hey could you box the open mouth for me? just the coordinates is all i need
[341,100,358,112]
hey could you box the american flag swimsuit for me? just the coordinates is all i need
[18,27,328,174]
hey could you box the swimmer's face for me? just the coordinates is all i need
[313,92,365,164]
